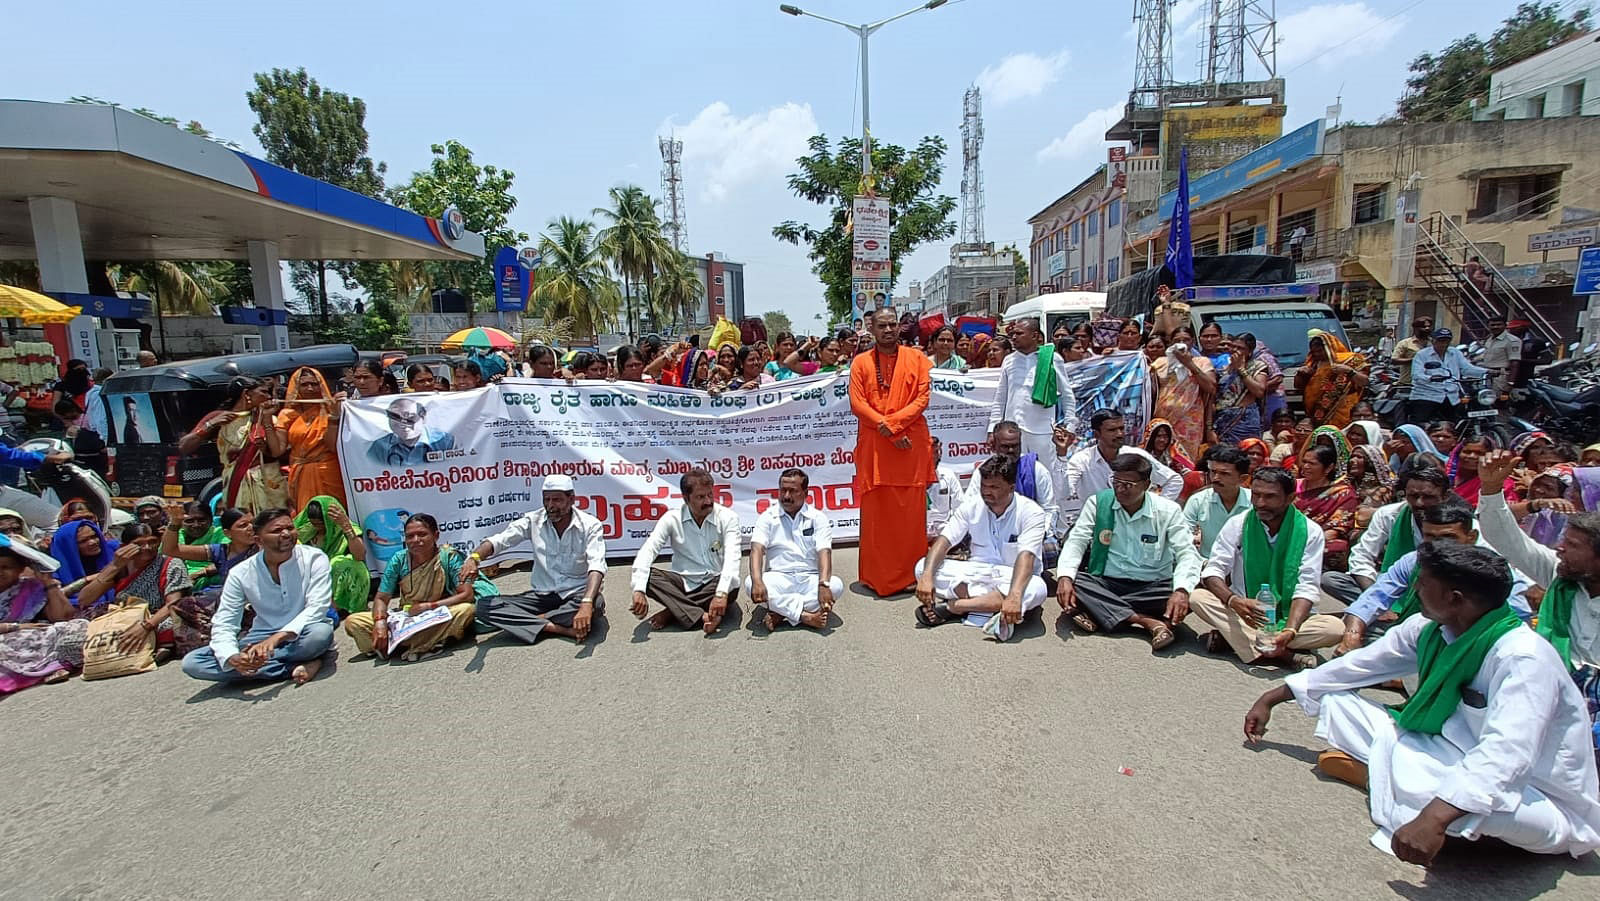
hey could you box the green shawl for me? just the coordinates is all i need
[1380,505,1418,573]
[1086,489,1117,575]
[294,495,350,558]
[293,495,368,614]
[1390,604,1523,735]
[1031,344,1059,408]
[1534,577,1583,671]
[1241,507,1309,620]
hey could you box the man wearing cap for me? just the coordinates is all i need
[134,496,168,532]
[1407,327,1487,425]
[461,474,606,643]
[1480,317,1522,396]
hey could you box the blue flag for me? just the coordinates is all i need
[1164,146,1194,291]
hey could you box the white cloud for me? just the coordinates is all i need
[1036,101,1125,164]
[1172,0,1207,36]
[1278,2,1405,71]
[975,50,1070,106]
[660,101,819,203]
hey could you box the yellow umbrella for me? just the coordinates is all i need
[0,285,83,325]
[440,326,516,351]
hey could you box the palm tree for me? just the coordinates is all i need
[392,260,435,313]
[117,261,222,316]
[595,185,669,338]
[653,251,704,331]
[528,217,621,339]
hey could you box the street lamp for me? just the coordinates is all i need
[779,1,949,179]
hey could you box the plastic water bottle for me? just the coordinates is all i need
[1254,584,1280,656]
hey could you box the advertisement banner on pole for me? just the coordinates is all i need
[851,259,891,318]
[335,355,1150,568]
[852,196,891,262]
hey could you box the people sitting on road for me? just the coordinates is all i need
[970,420,1059,557]
[72,522,193,660]
[1056,453,1202,653]
[292,496,369,617]
[914,454,1048,643]
[172,501,226,589]
[343,513,493,661]
[926,437,966,543]
[1245,541,1600,864]
[48,518,116,607]
[1056,409,1182,524]
[1186,466,1340,669]
[465,474,605,644]
[747,468,841,632]
[1337,495,1534,656]
[1183,446,1252,557]
[181,508,335,686]
[1322,457,1449,607]
[630,468,742,636]
[0,535,87,695]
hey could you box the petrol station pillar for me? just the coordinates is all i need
[28,196,100,366]
[247,240,290,351]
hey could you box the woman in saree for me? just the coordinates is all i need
[1344,419,1383,452]
[276,368,347,511]
[1308,425,1353,471]
[161,504,259,653]
[985,336,1012,368]
[1444,425,1498,506]
[1295,443,1359,570]
[1294,329,1369,429]
[48,519,117,607]
[293,496,370,617]
[1238,438,1271,475]
[0,536,87,694]
[1346,444,1396,515]
[926,325,968,371]
[1210,335,1268,445]
[1386,423,1446,471]
[967,332,993,368]
[1149,329,1215,458]
[1142,419,1194,473]
[72,522,192,660]
[55,498,99,530]
[953,332,974,364]
[178,376,289,515]
[343,513,496,661]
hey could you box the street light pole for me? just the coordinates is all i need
[779,1,948,180]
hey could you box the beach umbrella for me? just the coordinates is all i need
[441,326,516,351]
[0,285,83,324]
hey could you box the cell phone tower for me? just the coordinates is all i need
[659,135,687,253]
[959,85,984,246]
[1203,0,1277,84]
[1131,0,1173,108]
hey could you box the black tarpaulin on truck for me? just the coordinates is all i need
[1105,255,1299,319]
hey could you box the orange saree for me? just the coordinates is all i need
[276,367,347,511]
[849,347,935,596]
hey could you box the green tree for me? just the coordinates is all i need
[1001,243,1028,287]
[596,185,671,338]
[653,251,705,330]
[773,135,956,322]
[528,217,621,339]
[246,68,387,323]
[1397,2,1592,121]
[387,140,527,315]
[761,310,794,336]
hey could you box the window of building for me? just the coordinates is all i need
[1193,237,1219,256]
[1088,213,1099,237]
[1527,94,1546,118]
[1353,184,1388,224]
[1276,208,1317,250]
[1227,228,1257,253]
[1467,171,1561,222]
[1085,264,1097,286]
[1563,81,1585,116]
[1070,222,1081,245]
[1107,199,1121,227]
[1107,257,1120,283]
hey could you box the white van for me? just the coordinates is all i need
[1001,291,1106,338]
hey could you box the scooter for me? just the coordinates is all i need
[0,438,131,536]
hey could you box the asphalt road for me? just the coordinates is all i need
[4,548,1597,900]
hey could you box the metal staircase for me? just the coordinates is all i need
[1414,212,1562,347]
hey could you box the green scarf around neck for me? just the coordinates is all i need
[1390,604,1523,735]
[293,494,350,558]
[1534,577,1583,671]
[1380,505,1418,573]
[1086,489,1117,575]
[1241,507,1308,620]
[1031,344,1059,408]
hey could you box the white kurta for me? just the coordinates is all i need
[747,504,843,625]
[1284,615,1600,857]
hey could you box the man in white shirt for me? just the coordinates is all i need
[913,455,1049,643]
[1056,453,1202,652]
[1182,446,1252,557]
[1476,449,1600,764]
[926,437,965,541]
[181,508,335,686]
[1056,409,1182,527]
[989,317,1077,461]
[464,474,606,644]
[747,468,842,631]
[966,421,1059,554]
[1245,542,1600,863]
[1479,317,1522,394]
[1322,462,1450,605]
[631,467,742,636]
[1185,467,1341,667]
[1408,327,1488,424]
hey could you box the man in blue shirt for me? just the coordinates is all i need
[1408,327,1487,425]
[366,397,455,467]
[1336,495,1532,655]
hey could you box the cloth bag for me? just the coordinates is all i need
[81,597,157,681]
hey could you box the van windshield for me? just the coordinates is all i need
[1200,310,1347,368]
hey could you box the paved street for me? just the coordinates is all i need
[4,547,1597,900]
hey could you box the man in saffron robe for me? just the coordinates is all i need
[850,308,935,596]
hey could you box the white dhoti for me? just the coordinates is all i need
[914,559,1047,611]
[1314,691,1585,856]
[744,572,845,625]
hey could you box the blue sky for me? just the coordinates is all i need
[2,0,1540,330]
